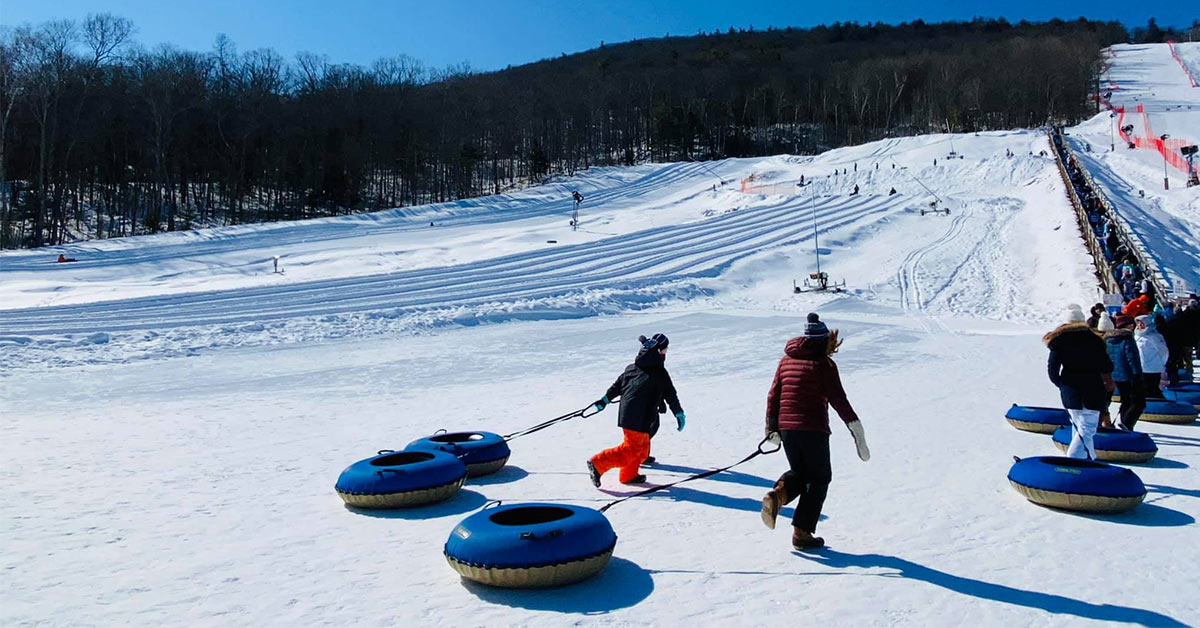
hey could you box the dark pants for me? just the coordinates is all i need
[1142,373,1163,399]
[1116,380,1146,430]
[1166,344,1184,386]
[778,431,831,534]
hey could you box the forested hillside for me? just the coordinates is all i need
[0,17,1135,247]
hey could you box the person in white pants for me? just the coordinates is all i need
[1044,304,1116,460]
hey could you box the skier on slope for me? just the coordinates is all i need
[587,333,685,487]
[760,313,869,550]
[1045,304,1114,458]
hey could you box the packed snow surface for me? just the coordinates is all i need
[3,126,1199,624]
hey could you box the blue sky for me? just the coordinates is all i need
[1,0,1193,71]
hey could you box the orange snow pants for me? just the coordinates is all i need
[590,429,651,483]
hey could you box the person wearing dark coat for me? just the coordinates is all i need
[1107,313,1145,430]
[760,313,869,550]
[1086,303,1106,329]
[1176,299,1200,379]
[1045,304,1114,458]
[587,333,684,486]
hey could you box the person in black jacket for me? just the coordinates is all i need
[587,333,685,486]
[1044,304,1114,459]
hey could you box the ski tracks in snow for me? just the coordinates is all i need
[0,193,904,368]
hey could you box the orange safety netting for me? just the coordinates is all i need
[1112,104,1195,175]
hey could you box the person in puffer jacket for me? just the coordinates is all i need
[1107,313,1145,430]
[759,313,869,551]
[1134,314,1168,399]
[586,333,684,487]
[1045,304,1114,458]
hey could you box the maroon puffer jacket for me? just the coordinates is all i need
[766,336,859,434]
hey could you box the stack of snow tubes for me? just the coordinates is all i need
[1004,405,1070,434]
[1140,399,1198,424]
[405,431,511,477]
[335,450,467,508]
[445,503,617,588]
[1007,456,1146,513]
[1051,426,1157,463]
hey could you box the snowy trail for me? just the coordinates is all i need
[0,194,898,336]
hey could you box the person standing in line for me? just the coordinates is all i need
[1135,314,1169,399]
[1045,304,1114,458]
[587,334,684,487]
[760,313,870,550]
[1107,313,1145,431]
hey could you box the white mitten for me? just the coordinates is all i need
[766,430,782,446]
[847,420,870,462]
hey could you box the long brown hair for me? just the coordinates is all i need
[826,329,842,356]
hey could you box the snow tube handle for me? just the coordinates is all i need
[377,449,395,455]
[520,529,564,541]
[757,436,782,455]
[434,429,448,435]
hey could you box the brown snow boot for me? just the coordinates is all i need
[760,479,793,530]
[792,527,825,551]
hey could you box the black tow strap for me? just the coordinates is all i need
[503,404,601,441]
[598,437,781,513]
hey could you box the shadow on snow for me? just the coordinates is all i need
[459,556,652,614]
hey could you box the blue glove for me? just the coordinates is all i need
[675,412,686,432]
[594,396,610,412]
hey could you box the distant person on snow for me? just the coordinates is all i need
[851,184,859,195]
[587,333,684,487]
[56,254,77,263]
[1045,304,1114,458]
[760,313,869,550]
[1107,313,1145,431]
[888,187,897,196]
[572,191,584,205]
[1134,315,1168,399]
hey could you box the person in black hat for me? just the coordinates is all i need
[760,313,869,550]
[587,333,685,486]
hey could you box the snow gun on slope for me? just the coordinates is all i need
[794,188,846,294]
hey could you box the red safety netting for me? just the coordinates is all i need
[1112,104,1194,174]
[1167,41,1199,88]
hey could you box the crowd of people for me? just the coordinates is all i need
[1044,130,1200,459]
[1052,131,1157,303]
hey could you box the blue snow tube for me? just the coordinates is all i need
[1176,368,1194,384]
[1140,399,1198,424]
[1163,388,1200,410]
[1007,456,1145,513]
[1004,405,1070,434]
[406,431,510,477]
[1051,426,1157,463]
[1167,382,1200,393]
[335,450,467,508]
[445,502,617,588]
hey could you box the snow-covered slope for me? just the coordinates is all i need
[1068,43,1200,294]
[3,127,1198,627]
